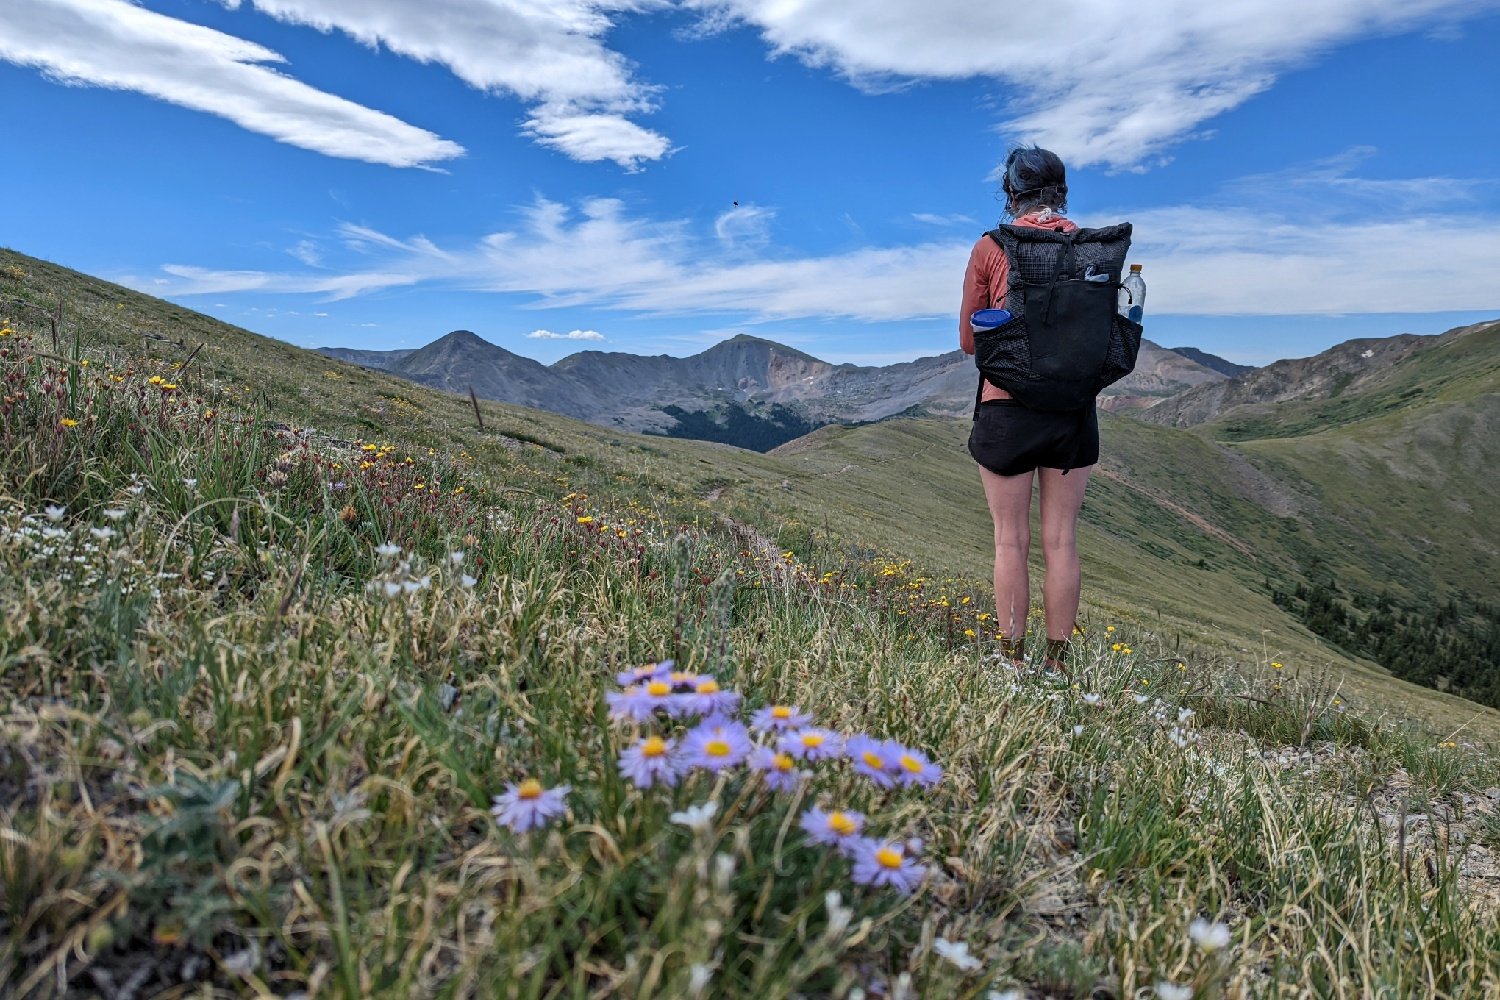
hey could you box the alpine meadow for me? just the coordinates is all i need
[5,1,1500,997]
[4,240,1500,999]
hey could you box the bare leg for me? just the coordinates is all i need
[979,466,1035,644]
[1038,464,1093,642]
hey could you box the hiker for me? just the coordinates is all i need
[959,146,1137,672]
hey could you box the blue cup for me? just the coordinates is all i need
[970,308,1012,331]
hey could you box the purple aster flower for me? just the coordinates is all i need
[750,703,813,732]
[889,745,943,787]
[779,727,845,761]
[491,779,570,833]
[617,734,683,789]
[748,747,807,792]
[666,670,701,691]
[681,718,753,772]
[848,837,927,894]
[615,659,674,687]
[845,734,898,788]
[605,679,675,722]
[682,676,742,717]
[798,806,865,850]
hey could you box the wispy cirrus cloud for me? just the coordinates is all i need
[683,0,1500,169]
[912,212,976,227]
[0,0,463,168]
[218,0,672,168]
[714,203,775,247]
[135,157,1500,320]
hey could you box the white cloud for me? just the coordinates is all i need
[0,0,463,168]
[138,158,1500,320]
[912,212,976,227]
[527,328,606,340]
[288,240,323,267]
[684,0,1500,168]
[152,264,420,299]
[523,108,672,168]
[714,204,774,246]
[1119,207,1500,316]
[226,0,672,167]
[1222,146,1491,213]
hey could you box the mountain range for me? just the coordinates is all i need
[317,332,1242,450]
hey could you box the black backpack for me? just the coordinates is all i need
[973,222,1141,412]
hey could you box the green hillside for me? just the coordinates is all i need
[4,247,1500,997]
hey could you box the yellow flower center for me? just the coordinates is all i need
[697,679,720,694]
[705,739,731,758]
[670,672,695,685]
[772,752,794,772]
[875,847,904,869]
[801,733,825,749]
[646,681,672,697]
[899,754,923,773]
[517,779,543,800]
[771,705,792,720]
[828,812,856,836]
[861,751,885,769]
[641,737,668,758]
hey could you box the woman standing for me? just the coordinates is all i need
[959,146,1098,672]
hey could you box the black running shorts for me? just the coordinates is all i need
[967,399,1099,476]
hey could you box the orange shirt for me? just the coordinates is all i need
[959,212,1079,402]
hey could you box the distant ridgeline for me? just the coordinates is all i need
[1270,579,1500,708]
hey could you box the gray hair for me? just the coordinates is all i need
[1000,145,1068,218]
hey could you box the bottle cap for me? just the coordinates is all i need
[1129,264,1143,272]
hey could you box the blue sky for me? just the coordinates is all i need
[2,0,1498,367]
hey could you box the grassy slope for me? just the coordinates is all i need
[1222,323,1500,602]
[5,248,1500,998]
[2,246,1494,744]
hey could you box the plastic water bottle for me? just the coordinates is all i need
[1119,264,1145,323]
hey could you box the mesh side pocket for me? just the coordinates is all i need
[973,314,1034,385]
[1098,313,1143,389]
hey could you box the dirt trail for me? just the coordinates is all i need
[1096,467,1256,558]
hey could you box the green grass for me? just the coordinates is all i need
[3,249,1500,997]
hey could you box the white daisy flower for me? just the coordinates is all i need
[669,800,718,832]
[933,937,982,972]
[1189,918,1231,951]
